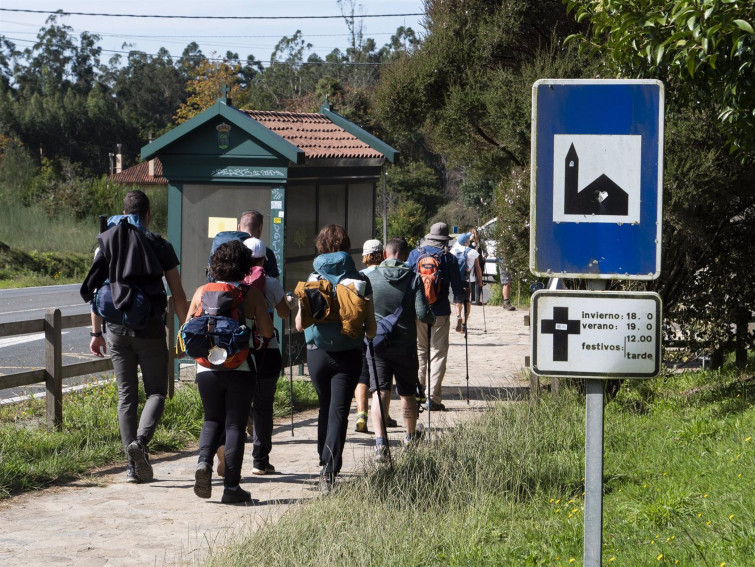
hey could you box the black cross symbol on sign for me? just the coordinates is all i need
[540,306,581,362]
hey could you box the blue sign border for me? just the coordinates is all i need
[530,79,664,280]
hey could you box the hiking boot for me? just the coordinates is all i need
[403,431,422,447]
[455,317,463,333]
[252,464,276,476]
[374,437,389,464]
[193,461,212,499]
[125,461,139,483]
[355,411,369,433]
[319,470,335,496]
[126,440,153,482]
[385,415,398,428]
[216,445,226,478]
[221,485,252,504]
[426,401,446,412]
[503,299,516,311]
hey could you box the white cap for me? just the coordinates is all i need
[362,239,383,255]
[244,237,266,258]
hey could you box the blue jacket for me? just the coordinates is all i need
[407,245,465,316]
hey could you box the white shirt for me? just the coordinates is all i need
[450,242,480,283]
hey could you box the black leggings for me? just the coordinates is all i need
[251,348,282,468]
[196,369,255,487]
[307,347,362,475]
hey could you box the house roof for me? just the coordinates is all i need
[108,158,167,185]
[241,110,386,160]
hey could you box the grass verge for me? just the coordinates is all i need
[0,376,318,499]
[202,369,754,567]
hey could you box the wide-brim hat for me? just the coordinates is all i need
[424,222,451,241]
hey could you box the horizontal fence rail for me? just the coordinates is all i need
[0,300,176,430]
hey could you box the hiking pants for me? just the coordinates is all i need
[307,347,362,476]
[251,348,282,469]
[107,331,168,455]
[416,315,451,404]
[196,369,255,487]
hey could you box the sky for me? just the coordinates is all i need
[0,1,427,66]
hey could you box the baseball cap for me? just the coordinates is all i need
[362,239,383,255]
[244,237,266,258]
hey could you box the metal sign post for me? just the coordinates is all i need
[530,79,665,566]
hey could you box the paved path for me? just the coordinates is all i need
[0,303,529,566]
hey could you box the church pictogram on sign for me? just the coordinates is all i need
[564,144,628,216]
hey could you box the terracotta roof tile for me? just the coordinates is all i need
[109,159,167,185]
[242,110,383,160]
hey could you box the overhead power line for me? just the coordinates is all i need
[0,8,424,20]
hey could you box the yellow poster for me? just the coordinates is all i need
[207,217,237,238]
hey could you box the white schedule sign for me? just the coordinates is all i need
[531,290,662,378]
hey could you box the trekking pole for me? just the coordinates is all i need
[288,296,295,436]
[481,289,487,333]
[367,340,393,470]
[426,323,432,442]
[464,273,470,404]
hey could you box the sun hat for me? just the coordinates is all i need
[424,222,451,242]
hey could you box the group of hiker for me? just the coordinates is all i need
[81,189,514,503]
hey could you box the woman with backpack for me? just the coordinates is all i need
[185,240,274,504]
[295,225,376,494]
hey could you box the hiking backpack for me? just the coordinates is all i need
[178,283,251,369]
[453,246,471,283]
[416,248,443,305]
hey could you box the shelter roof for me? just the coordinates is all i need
[108,158,166,185]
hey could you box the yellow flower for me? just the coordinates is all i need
[737,473,742,478]
[720,563,726,567]
[556,499,561,504]
[609,558,615,563]
[698,513,703,518]
[706,521,712,526]
[703,493,708,498]
[745,436,751,442]
[729,514,734,519]
[572,508,579,514]
[657,553,663,560]
[550,498,555,503]
[569,558,575,563]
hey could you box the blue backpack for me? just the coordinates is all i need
[90,217,153,330]
[453,246,471,283]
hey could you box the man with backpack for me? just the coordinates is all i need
[82,190,188,483]
[407,222,466,411]
[209,209,279,278]
[450,232,484,334]
[366,237,435,460]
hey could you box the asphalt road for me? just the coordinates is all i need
[0,283,95,400]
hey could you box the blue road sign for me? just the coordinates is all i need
[530,79,664,280]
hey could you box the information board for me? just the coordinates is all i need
[531,290,662,378]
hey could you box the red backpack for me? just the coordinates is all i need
[416,248,442,305]
[191,282,249,369]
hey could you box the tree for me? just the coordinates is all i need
[566,0,755,160]
[174,54,242,124]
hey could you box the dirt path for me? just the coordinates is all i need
[0,304,529,566]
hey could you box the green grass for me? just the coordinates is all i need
[201,369,754,567]
[0,376,318,498]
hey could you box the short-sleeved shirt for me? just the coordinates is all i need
[450,241,480,283]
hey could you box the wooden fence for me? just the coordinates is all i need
[0,299,176,430]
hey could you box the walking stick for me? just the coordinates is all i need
[426,323,432,442]
[482,290,487,333]
[464,306,470,405]
[367,340,393,470]
[288,297,294,436]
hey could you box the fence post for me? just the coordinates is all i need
[167,296,176,398]
[45,308,63,430]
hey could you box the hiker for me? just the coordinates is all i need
[243,237,294,476]
[209,209,279,278]
[366,237,435,460]
[187,240,274,504]
[450,232,484,333]
[294,225,376,494]
[355,239,398,433]
[500,264,517,311]
[83,190,188,484]
[406,222,465,411]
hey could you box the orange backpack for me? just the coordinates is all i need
[188,283,249,369]
[416,248,442,305]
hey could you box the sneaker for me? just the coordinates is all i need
[385,415,398,428]
[125,462,139,483]
[251,464,276,476]
[355,411,369,433]
[216,445,225,478]
[455,317,463,333]
[126,440,153,482]
[426,401,446,412]
[193,461,212,499]
[503,299,516,311]
[221,485,252,504]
